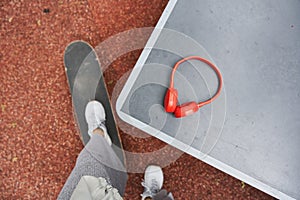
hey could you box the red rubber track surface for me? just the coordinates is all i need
[0,0,274,199]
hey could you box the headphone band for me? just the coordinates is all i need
[169,56,223,108]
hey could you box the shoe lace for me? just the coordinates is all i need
[141,179,159,200]
[97,121,106,131]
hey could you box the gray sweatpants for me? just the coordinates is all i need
[57,134,127,199]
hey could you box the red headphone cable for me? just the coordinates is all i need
[165,56,223,117]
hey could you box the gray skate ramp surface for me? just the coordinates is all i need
[117,0,300,199]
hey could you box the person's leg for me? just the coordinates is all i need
[57,133,127,199]
[57,101,127,199]
[84,130,127,193]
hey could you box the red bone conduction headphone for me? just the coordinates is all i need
[164,56,223,118]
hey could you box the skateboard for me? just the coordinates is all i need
[64,40,125,164]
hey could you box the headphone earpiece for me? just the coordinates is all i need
[164,88,178,113]
[164,88,199,117]
[174,101,199,118]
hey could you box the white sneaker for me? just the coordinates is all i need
[141,165,164,200]
[85,100,112,146]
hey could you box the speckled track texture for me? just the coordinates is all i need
[0,0,275,199]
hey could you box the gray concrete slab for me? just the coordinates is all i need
[117,0,300,199]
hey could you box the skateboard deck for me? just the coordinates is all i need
[64,40,125,164]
